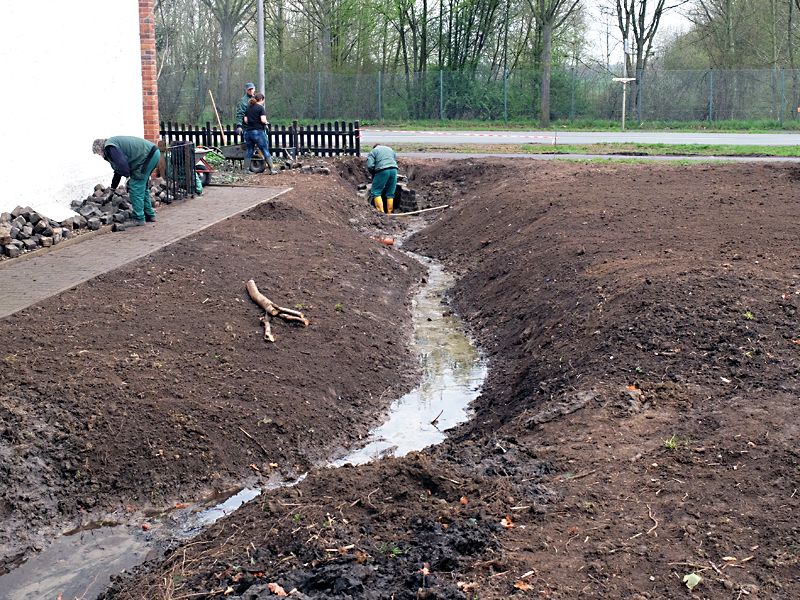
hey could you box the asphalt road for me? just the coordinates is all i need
[361,129,800,146]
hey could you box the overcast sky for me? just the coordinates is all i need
[583,0,692,68]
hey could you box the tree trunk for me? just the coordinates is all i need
[217,19,235,110]
[277,1,284,59]
[540,18,552,127]
[726,0,734,65]
[789,0,794,70]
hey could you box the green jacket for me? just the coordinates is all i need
[366,145,397,174]
[103,136,156,178]
[236,94,252,127]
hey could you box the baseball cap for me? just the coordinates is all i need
[246,83,255,90]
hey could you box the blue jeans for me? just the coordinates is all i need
[244,130,271,158]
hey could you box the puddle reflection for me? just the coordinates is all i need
[330,253,486,466]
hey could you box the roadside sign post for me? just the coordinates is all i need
[614,39,635,131]
[613,77,636,131]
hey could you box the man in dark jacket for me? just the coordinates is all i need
[366,144,398,213]
[92,136,160,226]
[236,83,256,136]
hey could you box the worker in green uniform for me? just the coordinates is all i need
[366,144,398,213]
[235,83,256,136]
[92,136,160,226]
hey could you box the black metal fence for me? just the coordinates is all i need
[160,120,361,157]
[158,141,196,202]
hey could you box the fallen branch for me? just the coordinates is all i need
[239,427,270,457]
[259,316,275,342]
[390,204,449,217]
[246,280,310,339]
[246,280,279,315]
[278,313,309,326]
[558,469,598,482]
[273,305,305,319]
[469,558,501,570]
[646,504,659,535]
[438,475,462,485]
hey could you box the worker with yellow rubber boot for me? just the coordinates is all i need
[366,144,398,213]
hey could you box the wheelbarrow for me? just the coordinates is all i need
[217,143,267,174]
[194,147,216,187]
[193,144,267,185]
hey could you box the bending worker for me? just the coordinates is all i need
[92,136,159,226]
[366,144,398,213]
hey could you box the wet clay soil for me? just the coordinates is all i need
[2,157,800,599]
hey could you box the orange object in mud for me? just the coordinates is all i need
[370,236,394,245]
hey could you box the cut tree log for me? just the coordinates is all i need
[247,280,279,315]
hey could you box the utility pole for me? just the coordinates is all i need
[257,0,265,95]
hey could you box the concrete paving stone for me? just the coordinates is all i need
[0,185,291,320]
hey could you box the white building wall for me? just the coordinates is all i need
[1,1,145,214]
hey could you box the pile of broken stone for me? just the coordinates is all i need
[0,178,170,259]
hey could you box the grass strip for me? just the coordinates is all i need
[375,142,800,157]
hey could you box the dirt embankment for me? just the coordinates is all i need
[2,157,800,599]
[0,162,423,570]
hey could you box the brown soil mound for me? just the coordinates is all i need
[2,157,800,599]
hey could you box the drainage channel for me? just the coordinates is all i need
[0,253,486,600]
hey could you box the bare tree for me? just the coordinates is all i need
[156,0,217,122]
[616,0,690,73]
[200,0,256,106]
[526,0,582,126]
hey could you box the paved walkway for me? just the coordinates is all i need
[0,185,291,320]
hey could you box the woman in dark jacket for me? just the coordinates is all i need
[244,93,277,175]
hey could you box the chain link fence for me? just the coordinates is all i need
[159,67,800,126]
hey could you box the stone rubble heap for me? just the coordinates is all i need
[1,206,77,258]
[277,154,330,175]
[70,178,172,231]
[0,178,170,259]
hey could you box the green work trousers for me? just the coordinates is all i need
[371,168,398,200]
[127,149,160,222]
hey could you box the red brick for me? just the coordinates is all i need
[138,0,159,142]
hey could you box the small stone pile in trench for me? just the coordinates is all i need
[357,174,423,213]
[0,178,170,259]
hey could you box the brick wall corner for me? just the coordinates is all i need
[139,0,159,143]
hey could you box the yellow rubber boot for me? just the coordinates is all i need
[373,196,384,212]
[386,197,393,214]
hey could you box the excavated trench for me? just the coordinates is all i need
[1,247,486,600]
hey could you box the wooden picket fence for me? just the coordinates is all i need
[159,120,361,158]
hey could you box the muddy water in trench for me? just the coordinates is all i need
[330,253,486,466]
[0,254,486,600]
